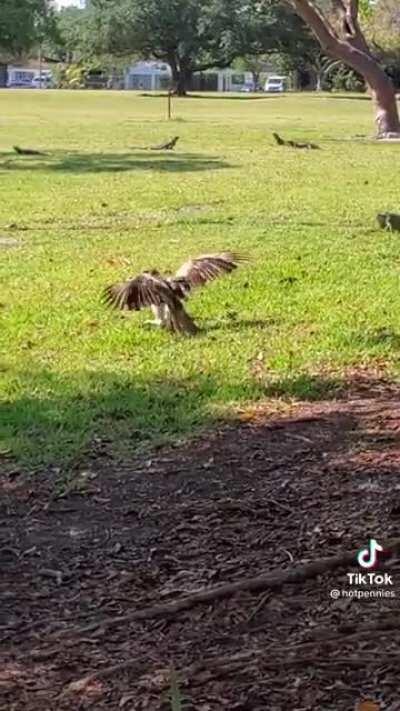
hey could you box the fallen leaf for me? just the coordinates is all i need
[64,676,104,697]
[355,701,380,711]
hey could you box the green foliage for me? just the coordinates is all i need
[167,670,187,711]
[363,0,400,53]
[361,0,400,88]
[359,0,374,21]
[88,0,316,93]
[46,7,91,63]
[90,0,246,70]
[329,65,365,92]
[0,0,55,55]
[60,64,85,89]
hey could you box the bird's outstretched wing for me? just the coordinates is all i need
[174,252,248,289]
[103,272,178,311]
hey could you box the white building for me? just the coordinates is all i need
[124,61,254,92]
[124,61,171,91]
[6,65,35,87]
[217,71,254,92]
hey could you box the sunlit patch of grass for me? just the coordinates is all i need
[1,89,400,468]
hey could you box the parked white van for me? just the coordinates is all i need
[264,76,286,93]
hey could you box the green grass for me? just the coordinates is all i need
[1,89,400,470]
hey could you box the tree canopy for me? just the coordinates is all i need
[88,0,317,94]
[0,0,55,56]
[51,6,89,63]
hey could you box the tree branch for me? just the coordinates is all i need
[346,0,359,31]
[191,55,238,74]
[291,0,400,134]
[50,537,400,641]
[291,0,389,80]
[289,0,341,55]
[332,0,357,37]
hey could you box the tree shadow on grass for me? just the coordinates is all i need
[140,92,284,101]
[2,362,398,474]
[262,369,399,402]
[263,373,342,401]
[344,329,400,351]
[0,151,231,174]
[184,93,285,101]
[310,93,371,101]
[0,369,259,471]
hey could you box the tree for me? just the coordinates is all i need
[89,0,316,96]
[233,8,320,90]
[0,0,55,56]
[364,0,400,54]
[89,0,240,95]
[362,0,400,89]
[310,54,341,90]
[233,55,270,90]
[48,6,91,64]
[288,0,400,136]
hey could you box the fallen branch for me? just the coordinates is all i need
[198,651,393,673]
[50,537,400,640]
[281,617,400,652]
[78,648,400,693]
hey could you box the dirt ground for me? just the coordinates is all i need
[1,376,400,711]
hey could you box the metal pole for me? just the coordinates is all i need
[38,43,42,89]
[167,89,172,120]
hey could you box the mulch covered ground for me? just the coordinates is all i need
[2,378,400,710]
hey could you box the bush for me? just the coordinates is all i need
[327,66,366,92]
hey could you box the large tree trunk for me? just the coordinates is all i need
[173,69,192,96]
[370,83,400,136]
[168,54,192,96]
[251,70,260,91]
[336,38,400,135]
[291,0,400,136]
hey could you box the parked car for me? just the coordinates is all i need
[84,70,108,89]
[264,76,286,93]
[7,78,33,88]
[31,74,54,89]
[239,83,255,93]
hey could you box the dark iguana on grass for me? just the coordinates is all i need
[102,252,248,336]
[272,133,320,150]
[377,212,400,231]
[13,145,47,156]
[150,136,179,150]
[131,137,180,151]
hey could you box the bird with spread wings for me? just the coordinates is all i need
[103,252,247,335]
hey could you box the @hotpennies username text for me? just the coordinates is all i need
[330,588,396,599]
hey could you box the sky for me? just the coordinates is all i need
[54,0,85,8]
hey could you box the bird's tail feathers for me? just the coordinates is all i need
[166,304,198,335]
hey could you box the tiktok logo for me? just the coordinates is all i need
[357,538,383,569]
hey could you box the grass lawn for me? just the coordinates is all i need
[1,89,400,470]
